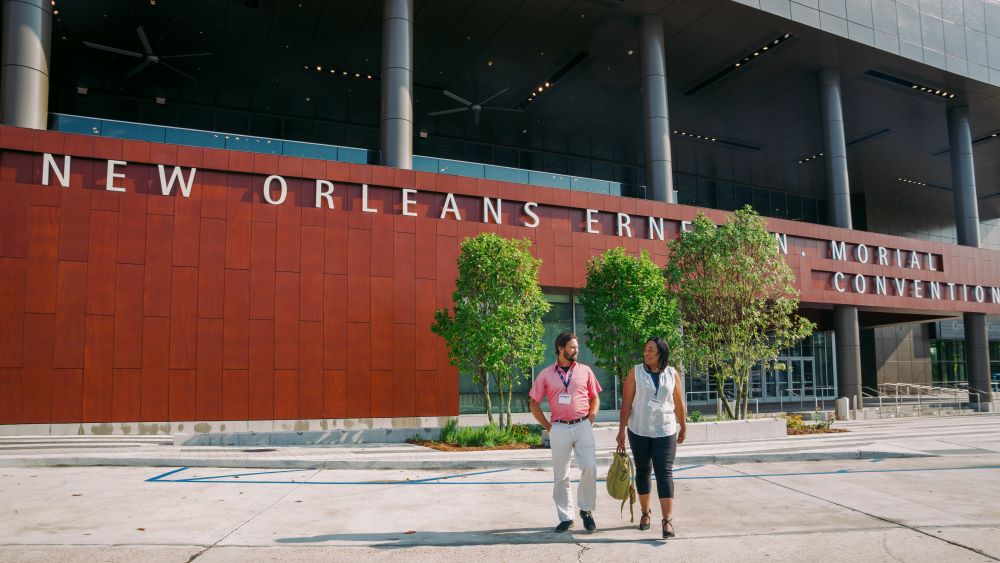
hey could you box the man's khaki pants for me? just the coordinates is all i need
[549,419,597,522]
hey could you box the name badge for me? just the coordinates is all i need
[648,395,664,409]
[558,393,572,405]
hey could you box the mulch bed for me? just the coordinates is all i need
[407,439,545,452]
[787,427,849,435]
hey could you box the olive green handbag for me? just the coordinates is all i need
[606,443,636,522]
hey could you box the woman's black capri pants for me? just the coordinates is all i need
[627,428,678,499]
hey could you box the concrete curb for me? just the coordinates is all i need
[0,450,933,470]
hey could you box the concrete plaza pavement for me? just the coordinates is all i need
[0,455,998,562]
[2,414,1000,470]
[0,416,999,561]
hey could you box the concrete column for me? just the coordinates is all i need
[819,67,863,408]
[1,0,51,129]
[835,305,863,409]
[819,67,851,229]
[947,105,994,409]
[379,0,413,169]
[639,14,673,204]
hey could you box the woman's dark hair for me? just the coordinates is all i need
[646,336,669,372]
[555,331,578,353]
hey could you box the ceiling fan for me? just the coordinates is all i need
[428,87,523,126]
[83,26,212,81]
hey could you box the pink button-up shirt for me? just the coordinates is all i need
[529,362,602,421]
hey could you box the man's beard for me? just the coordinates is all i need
[562,351,578,364]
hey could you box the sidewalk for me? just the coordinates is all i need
[1,415,998,470]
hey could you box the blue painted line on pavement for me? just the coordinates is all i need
[151,467,511,485]
[147,464,1000,487]
[146,467,191,482]
[675,464,703,472]
[183,468,317,481]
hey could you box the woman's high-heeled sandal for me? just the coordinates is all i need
[638,510,651,531]
[662,518,675,539]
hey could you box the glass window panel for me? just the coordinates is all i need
[802,197,818,223]
[786,194,803,221]
[734,185,753,210]
[591,162,614,181]
[467,143,492,164]
[215,110,249,134]
[412,155,440,173]
[225,134,281,154]
[543,154,568,174]
[769,191,787,218]
[520,151,542,172]
[484,164,530,184]
[717,182,735,211]
[437,158,485,179]
[529,170,571,189]
[676,174,697,205]
[164,127,226,149]
[697,179,718,208]
[571,176,610,194]
[752,188,770,216]
[493,147,518,168]
[282,140,338,160]
[284,118,317,142]
[568,158,591,178]
[248,115,282,138]
[51,114,101,135]
[337,146,370,164]
[101,121,165,143]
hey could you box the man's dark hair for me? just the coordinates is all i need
[555,331,578,353]
[646,336,670,372]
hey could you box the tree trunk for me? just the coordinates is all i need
[505,382,513,429]
[481,372,493,425]
[716,375,735,419]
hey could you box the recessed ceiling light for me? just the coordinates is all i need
[685,33,793,96]
[627,50,634,55]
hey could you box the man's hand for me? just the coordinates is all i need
[543,421,552,432]
[587,412,596,424]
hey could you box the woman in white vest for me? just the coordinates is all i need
[616,336,687,539]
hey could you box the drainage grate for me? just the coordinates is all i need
[240,448,277,453]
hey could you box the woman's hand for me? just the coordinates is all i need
[677,423,687,445]
[616,429,626,450]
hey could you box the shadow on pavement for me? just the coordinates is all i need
[276,525,668,548]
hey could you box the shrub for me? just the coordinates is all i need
[438,418,542,448]
[687,410,704,423]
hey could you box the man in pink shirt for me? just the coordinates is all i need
[529,331,602,533]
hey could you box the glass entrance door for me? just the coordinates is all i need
[775,357,814,399]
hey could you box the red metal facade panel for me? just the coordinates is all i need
[2,126,1000,426]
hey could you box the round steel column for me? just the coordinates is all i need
[835,305,862,409]
[819,67,851,229]
[1,0,52,129]
[379,0,413,169]
[947,105,993,409]
[639,14,673,203]
[819,67,862,408]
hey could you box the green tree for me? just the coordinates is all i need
[432,233,549,429]
[665,207,815,419]
[578,247,679,395]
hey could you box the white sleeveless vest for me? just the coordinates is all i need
[628,364,677,438]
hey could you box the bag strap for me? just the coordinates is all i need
[615,448,636,523]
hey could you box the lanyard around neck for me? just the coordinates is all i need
[556,363,575,392]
